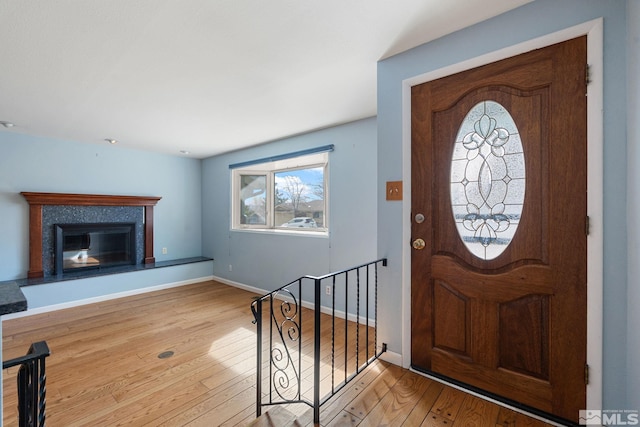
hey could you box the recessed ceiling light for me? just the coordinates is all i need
[1,121,15,128]
[105,138,118,144]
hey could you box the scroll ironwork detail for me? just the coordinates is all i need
[270,289,301,402]
[251,258,387,424]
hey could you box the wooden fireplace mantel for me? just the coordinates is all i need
[21,192,162,279]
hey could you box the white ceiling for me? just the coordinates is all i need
[0,0,529,159]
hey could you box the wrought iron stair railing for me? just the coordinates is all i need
[3,341,51,427]
[251,258,387,424]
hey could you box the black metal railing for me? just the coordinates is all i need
[3,341,51,427]
[251,258,387,424]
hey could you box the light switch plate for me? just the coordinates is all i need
[386,181,402,201]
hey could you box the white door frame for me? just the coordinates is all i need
[400,18,604,411]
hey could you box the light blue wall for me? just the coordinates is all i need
[627,0,640,411]
[0,132,208,307]
[202,117,378,305]
[0,0,635,413]
[377,0,632,410]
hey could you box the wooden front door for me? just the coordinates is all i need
[410,37,587,422]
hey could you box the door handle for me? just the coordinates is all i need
[412,238,425,250]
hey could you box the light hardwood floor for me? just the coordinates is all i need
[2,280,553,426]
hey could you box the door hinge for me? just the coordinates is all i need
[586,215,590,236]
[585,364,590,385]
[586,64,592,86]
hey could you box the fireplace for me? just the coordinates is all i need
[54,223,136,275]
[21,192,161,279]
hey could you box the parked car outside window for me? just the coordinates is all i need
[281,217,317,228]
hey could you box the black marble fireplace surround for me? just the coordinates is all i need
[43,205,144,277]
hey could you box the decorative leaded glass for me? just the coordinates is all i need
[450,100,525,260]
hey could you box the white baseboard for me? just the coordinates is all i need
[2,276,214,320]
[379,349,403,366]
[211,275,265,295]
[212,275,377,327]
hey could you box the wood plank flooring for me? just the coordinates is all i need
[2,280,554,426]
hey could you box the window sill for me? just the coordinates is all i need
[231,228,329,238]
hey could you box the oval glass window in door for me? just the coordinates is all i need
[450,100,526,260]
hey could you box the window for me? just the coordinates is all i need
[450,100,525,260]
[232,151,328,233]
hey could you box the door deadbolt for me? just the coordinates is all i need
[414,213,425,223]
[412,238,426,250]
